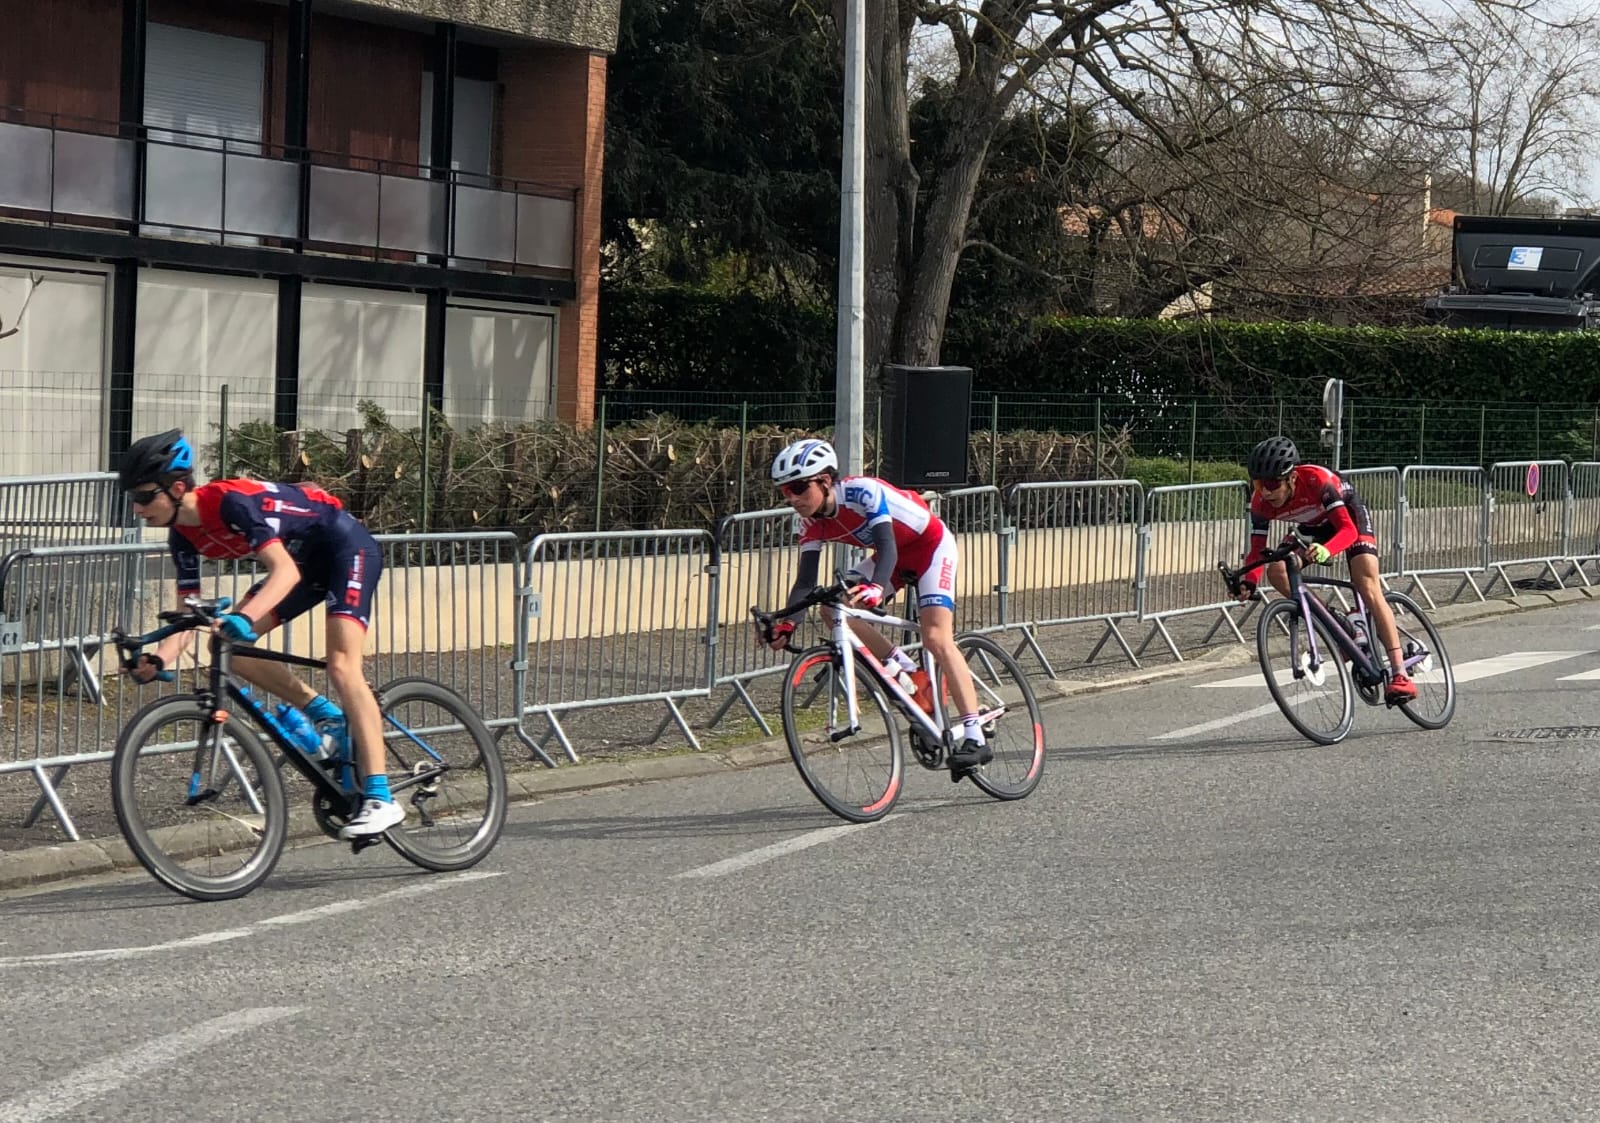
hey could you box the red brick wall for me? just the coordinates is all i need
[0,0,122,126]
[499,46,606,427]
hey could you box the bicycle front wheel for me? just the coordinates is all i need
[375,677,507,872]
[111,694,288,901]
[780,645,904,823]
[1256,600,1355,745]
[1385,590,1456,729]
[954,634,1045,800]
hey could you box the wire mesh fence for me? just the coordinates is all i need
[10,367,1600,536]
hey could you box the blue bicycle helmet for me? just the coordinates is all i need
[118,429,195,491]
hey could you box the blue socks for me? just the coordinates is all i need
[306,694,343,723]
[363,774,393,802]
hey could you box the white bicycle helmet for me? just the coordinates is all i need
[770,438,839,485]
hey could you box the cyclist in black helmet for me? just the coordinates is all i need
[118,429,405,838]
[1237,435,1417,705]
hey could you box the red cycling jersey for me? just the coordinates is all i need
[1242,463,1375,579]
[169,479,348,592]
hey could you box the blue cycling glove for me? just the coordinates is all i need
[217,612,258,643]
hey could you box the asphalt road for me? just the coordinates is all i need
[3,600,1600,1122]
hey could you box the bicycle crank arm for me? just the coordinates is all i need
[829,725,861,742]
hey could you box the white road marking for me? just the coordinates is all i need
[1558,667,1600,681]
[0,1007,301,1123]
[1450,652,1589,682]
[0,872,501,968]
[676,817,903,879]
[1153,700,1304,741]
[1197,669,1298,689]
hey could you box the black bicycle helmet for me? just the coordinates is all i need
[1246,435,1298,481]
[118,429,195,491]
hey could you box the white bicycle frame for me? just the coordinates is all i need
[821,600,1007,746]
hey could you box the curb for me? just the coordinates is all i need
[0,591,1584,893]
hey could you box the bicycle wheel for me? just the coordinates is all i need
[111,694,288,901]
[1384,590,1456,729]
[780,645,905,823]
[375,677,507,872]
[953,634,1045,800]
[1256,599,1355,745]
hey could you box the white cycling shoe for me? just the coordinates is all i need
[339,798,405,839]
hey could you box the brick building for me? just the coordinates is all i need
[0,0,618,474]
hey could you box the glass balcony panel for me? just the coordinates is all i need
[145,142,223,235]
[0,122,54,211]
[53,131,134,221]
[377,174,445,256]
[453,184,516,263]
[224,152,301,239]
[309,165,379,248]
[516,194,575,271]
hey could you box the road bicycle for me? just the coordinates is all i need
[109,596,507,900]
[752,581,1045,822]
[1218,536,1456,745]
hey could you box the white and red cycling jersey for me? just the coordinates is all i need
[798,476,957,609]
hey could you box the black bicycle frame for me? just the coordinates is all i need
[1279,556,1430,683]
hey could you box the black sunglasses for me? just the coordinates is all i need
[778,480,815,498]
[128,487,162,506]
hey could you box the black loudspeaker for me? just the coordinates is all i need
[878,364,972,488]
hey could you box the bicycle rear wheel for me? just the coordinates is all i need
[375,677,507,872]
[1384,590,1456,729]
[1256,599,1355,745]
[953,634,1045,800]
[780,645,905,823]
[111,694,287,901]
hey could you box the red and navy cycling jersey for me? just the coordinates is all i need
[798,476,945,578]
[170,480,350,593]
[1242,463,1375,577]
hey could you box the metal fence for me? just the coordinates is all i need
[11,460,1600,838]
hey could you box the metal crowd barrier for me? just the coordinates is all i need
[514,529,719,763]
[1341,467,1402,577]
[1484,460,1571,595]
[1137,481,1253,660]
[928,485,1008,638]
[1397,466,1488,607]
[1006,481,1143,671]
[0,473,134,557]
[706,508,802,735]
[1567,462,1600,583]
[0,542,173,840]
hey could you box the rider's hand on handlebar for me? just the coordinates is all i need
[764,619,795,651]
[1297,542,1332,567]
[846,583,884,610]
[129,653,166,684]
[1236,579,1257,603]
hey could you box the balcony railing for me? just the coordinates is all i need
[0,106,575,277]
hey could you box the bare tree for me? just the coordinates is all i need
[1426,6,1600,214]
[839,0,1538,372]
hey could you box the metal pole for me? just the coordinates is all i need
[1535,405,1541,460]
[1418,403,1425,464]
[594,394,608,533]
[1188,401,1197,485]
[873,394,882,475]
[1592,407,1597,462]
[1479,405,1486,467]
[218,383,230,479]
[832,0,866,475]
[1277,397,1284,437]
[1330,381,1343,473]
[420,407,431,533]
[736,399,748,513]
[1093,397,1102,480]
[989,394,999,487]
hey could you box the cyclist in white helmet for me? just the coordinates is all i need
[765,438,992,773]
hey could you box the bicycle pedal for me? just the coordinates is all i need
[349,835,382,854]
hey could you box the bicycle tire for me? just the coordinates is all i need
[111,693,288,901]
[1256,599,1355,745]
[375,677,507,872]
[780,645,905,823]
[955,634,1046,800]
[1384,590,1456,729]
